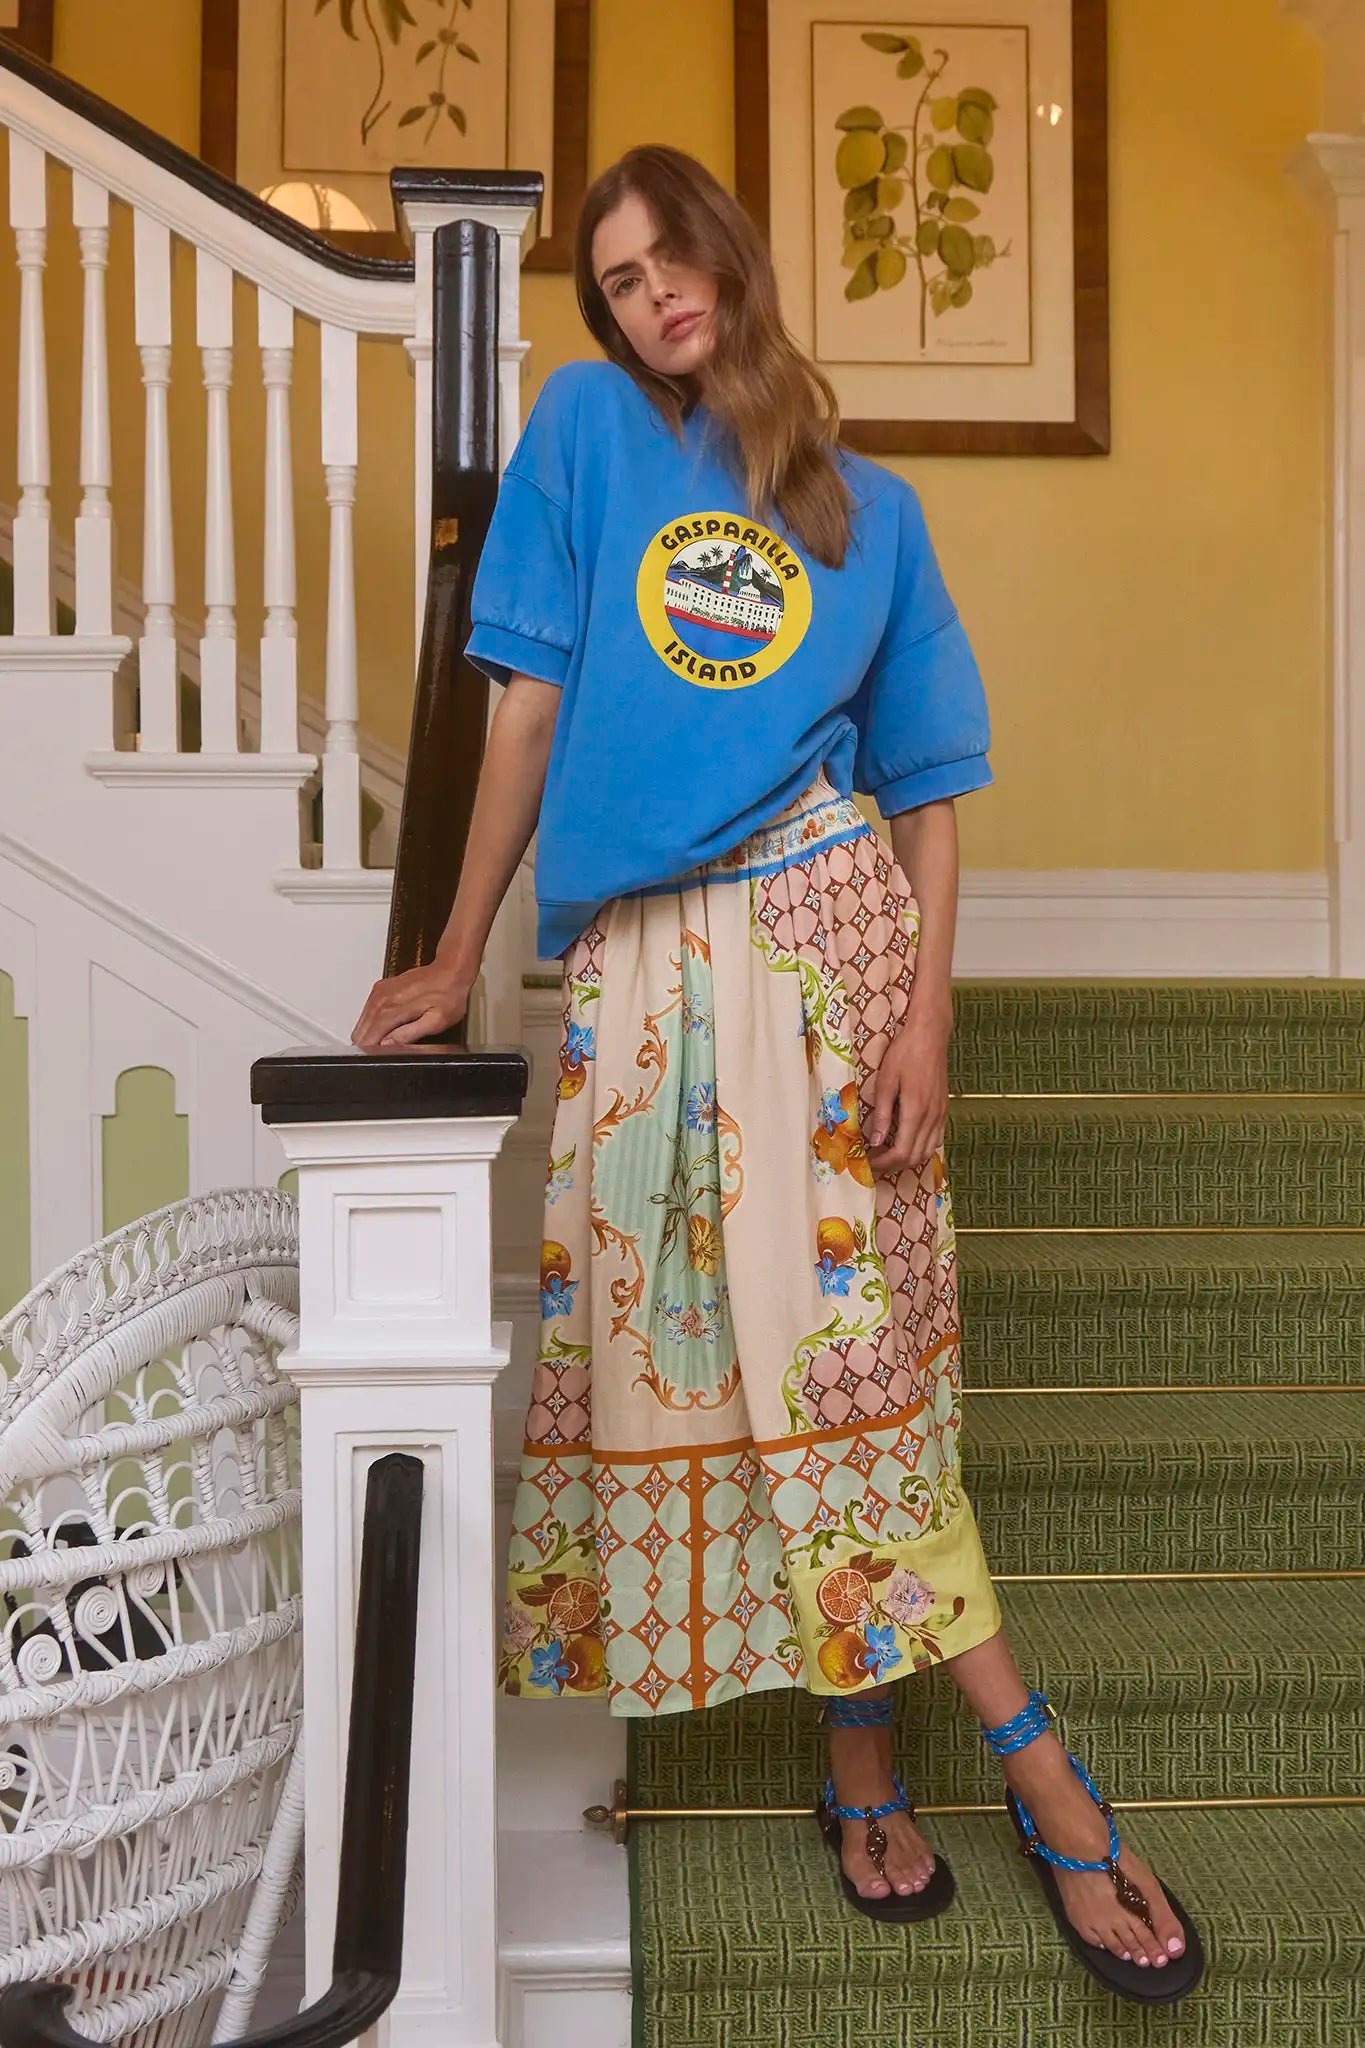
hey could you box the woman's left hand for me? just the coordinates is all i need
[864,999,952,1175]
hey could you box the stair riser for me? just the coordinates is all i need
[951,1125,1365,1228]
[960,1282,1365,1388]
[949,985,1365,1095]
[636,1702,1363,1808]
[967,1460,1359,1574]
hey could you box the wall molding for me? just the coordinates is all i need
[0,828,341,1043]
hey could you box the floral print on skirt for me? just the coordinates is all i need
[499,771,1003,1716]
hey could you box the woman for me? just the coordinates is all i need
[352,144,1202,2005]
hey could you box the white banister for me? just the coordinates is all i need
[133,208,178,749]
[320,322,361,871]
[258,290,299,757]
[256,1049,528,2048]
[9,130,51,636]
[197,249,239,755]
[72,171,113,637]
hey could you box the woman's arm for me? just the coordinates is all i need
[864,796,958,1171]
[350,673,561,1049]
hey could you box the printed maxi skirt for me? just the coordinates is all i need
[498,771,1003,1716]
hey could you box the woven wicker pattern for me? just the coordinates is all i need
[630,981,1365,2046]
[958,1231,1365,1388]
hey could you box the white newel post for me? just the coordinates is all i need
[253,1047,530,2048]
[1293,134,1365,973]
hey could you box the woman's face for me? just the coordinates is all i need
[591,191,718,378]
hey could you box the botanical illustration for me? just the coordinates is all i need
[285,0,505,175]
[812,21,1031,367]
[837,29,1009,351]
[314,0,479,147]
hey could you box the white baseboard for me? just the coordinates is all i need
[955,868,1330,977]
[498,1832,631,2048]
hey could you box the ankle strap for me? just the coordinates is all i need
[822,1772,911,1823]
[981,1689,1056,1755]
[822,1692,893,1729]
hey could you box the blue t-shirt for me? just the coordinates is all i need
[465,359,992,960]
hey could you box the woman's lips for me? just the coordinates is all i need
[663,310,703,343]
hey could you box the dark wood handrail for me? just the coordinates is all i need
[0,35,411,281]
[0,1452,426,2048]
[382,214,513,1041]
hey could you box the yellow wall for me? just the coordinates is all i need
[37,0,1332,871]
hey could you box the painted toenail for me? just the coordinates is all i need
[1167,1939,1183,1954]
[1137,1957,1148,1967]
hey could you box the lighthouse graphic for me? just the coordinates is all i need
[664,538,785,661]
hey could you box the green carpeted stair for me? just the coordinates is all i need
[627,981,1365,2047]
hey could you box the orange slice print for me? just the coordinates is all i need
[816,1565,874,1625]
[547,1580,601,1636]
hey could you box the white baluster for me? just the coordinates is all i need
[258,290,298,755]
[134,210,178,750]
[9,133,51,636]
[197,250,238,754]
[320,323,361,870]
[72,173,113,637]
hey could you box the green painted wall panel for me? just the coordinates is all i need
[102,1067,190,1235]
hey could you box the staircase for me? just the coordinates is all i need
[627,980,1365,2048]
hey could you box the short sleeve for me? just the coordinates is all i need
[850,482,993,816]
[465,376,579,689]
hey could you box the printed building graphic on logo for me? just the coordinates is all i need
[665,541,785,655]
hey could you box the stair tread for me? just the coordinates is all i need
[966,1385,1365,1452]
[633,1807,1365,2019]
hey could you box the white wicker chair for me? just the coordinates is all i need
[0,1191,304,2048]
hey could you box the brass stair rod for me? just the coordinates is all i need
[584,1784,1365,1843]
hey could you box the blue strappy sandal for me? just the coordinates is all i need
[982,1689,1205,2004]
[815,1692,956,1923]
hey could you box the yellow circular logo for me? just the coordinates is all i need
[635,512,812,689]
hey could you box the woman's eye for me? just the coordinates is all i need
[612,276,637,298]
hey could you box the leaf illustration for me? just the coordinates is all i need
[457,40,478,59]
[316,0,359,32]
[866,1558,897,1584]
[950,277,974,307]
[850,1552,875,1573]
[897,45,925,77]
[939,223,976,277]
[882,130,909,173]
[835,104,886,131]
[861,30,909,52]
[957,100,994,146]
[925,190,949,214]
[916,219,941,257]
[518,1584,556,1608]
[958,86,998,114]
[844,184,878,221]
[863,213,894,240]
[876,246,907,290]
[952,1595,966,1617]
[931,96,958,131]
[973,233,997,267]
[943,196,981,222]
[398,104,425,126]
[876,175,906,211]
[378,0,418,40]
[836,129,886,188]
[953,143,995,193]
[416,38,435,59]
[926,145,955,193]
[447,103,467,131]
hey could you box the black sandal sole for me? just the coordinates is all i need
[1005,1788,1206,2004]
[816,1802,957,1924]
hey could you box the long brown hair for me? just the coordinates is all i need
[573,145,853,570]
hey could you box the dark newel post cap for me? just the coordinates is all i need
[389,166,545,236]
[250,1046,531,1126]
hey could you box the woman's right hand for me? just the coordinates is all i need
[351,959,474,1050]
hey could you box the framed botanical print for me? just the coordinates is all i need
[200,0,590,270]
[734,0,1110,454]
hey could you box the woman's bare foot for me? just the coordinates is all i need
[825,1723,938,1902]
[1002,1731,1187,1969]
